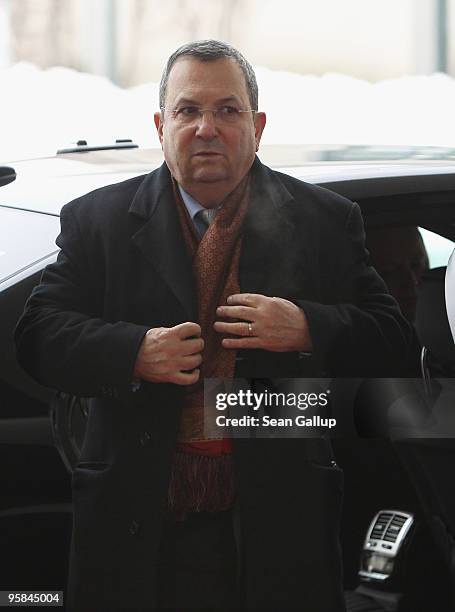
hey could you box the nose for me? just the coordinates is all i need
[195,110,218,140]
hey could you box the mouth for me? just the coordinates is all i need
[194,152,222,157]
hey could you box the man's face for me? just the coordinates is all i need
[154,57,266,206]
[367,226,429,322]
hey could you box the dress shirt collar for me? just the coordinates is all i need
[178,184,223,237]
[178,184,206,222]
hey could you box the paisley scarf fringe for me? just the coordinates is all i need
[167,452,236,521]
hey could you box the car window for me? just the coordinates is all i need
[419,227,455,269]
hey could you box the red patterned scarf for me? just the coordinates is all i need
[167,174,251,519]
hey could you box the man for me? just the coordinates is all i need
[366,225,429,322]
[15,40,412,611]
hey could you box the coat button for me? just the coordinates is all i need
[129,520,140,536]
[140,431,152,447]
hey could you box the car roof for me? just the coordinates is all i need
[2,144,455,292]
[2,145,455,216]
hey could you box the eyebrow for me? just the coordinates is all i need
[172,95,243,107]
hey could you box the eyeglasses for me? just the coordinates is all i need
[161,105,256,125]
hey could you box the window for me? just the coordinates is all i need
[419,227,455,268]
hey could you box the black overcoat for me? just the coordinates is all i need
[15,157,412,611]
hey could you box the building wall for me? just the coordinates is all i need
[4,0,446,86]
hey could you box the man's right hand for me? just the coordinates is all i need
[133,322,204,385]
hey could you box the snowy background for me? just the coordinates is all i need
[2,62,455,163]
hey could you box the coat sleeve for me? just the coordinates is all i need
[294,202,415,377]
[14,202,149,398]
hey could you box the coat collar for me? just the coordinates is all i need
[240,158,296,295]
[129,162,197,320]
[128,156,294,218]
[129,156,296,318]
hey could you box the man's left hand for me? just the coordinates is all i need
[214,293,313,352]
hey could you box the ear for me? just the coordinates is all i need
[154,111,164,147]
[253,112,266,151]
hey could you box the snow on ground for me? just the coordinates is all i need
[1,62,455,162]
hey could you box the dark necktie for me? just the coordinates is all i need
[196,208,217,237]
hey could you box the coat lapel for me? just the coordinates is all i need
[128,158,304,320]
[129,163,197,321]
[240,158,300,297]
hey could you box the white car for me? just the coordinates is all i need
[1,143,454,611]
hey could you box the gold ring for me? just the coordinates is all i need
[248,322,253,336]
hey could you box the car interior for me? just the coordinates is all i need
[1,180,455,611]
[339,194,455,611]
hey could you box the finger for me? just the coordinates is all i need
[226,293,262,307]
[216,305,256,320]
[181,337,205,355]
[221,337,262,350]
[174,322,202,339]
[174,368,200,386]
[213,321,253,336]
[180,353,203,369]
